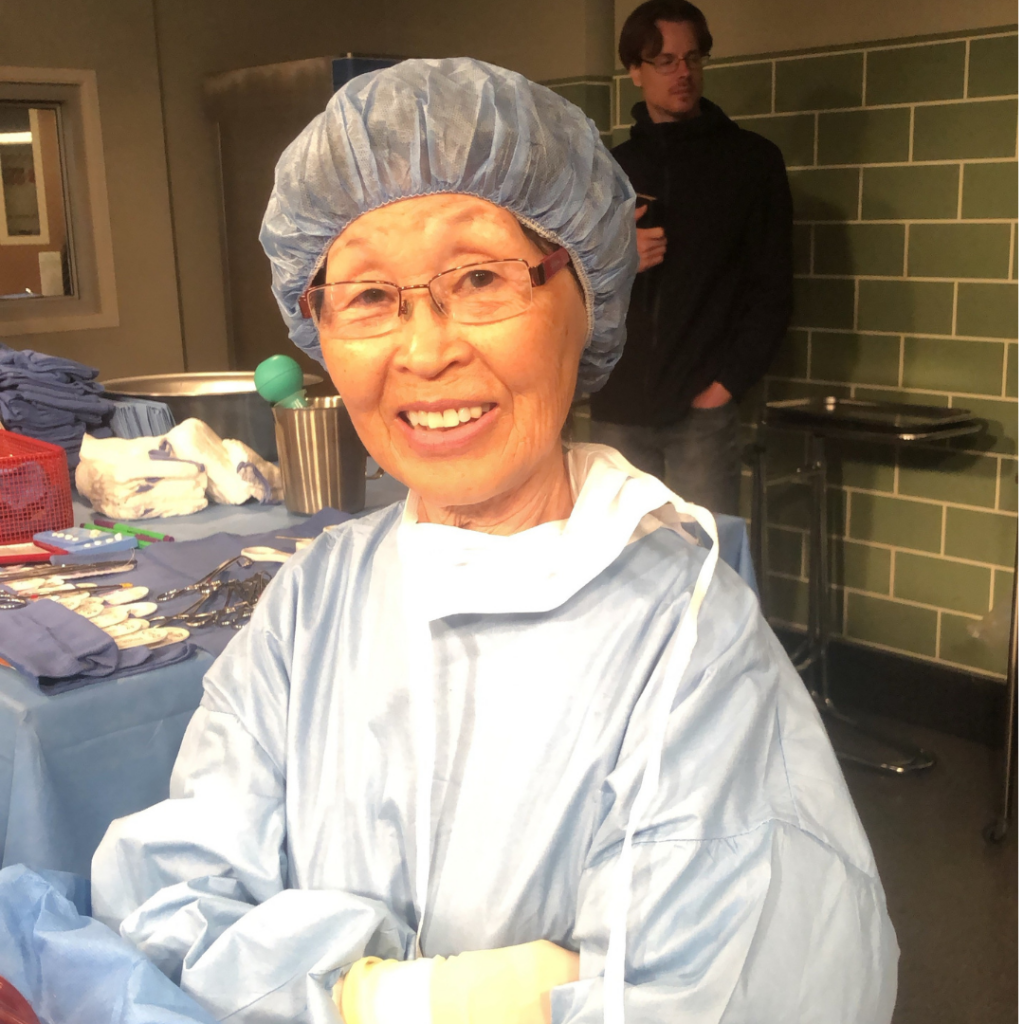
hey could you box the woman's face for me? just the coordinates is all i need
[320,194,588,511]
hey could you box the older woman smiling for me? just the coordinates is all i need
[318,193,587,533]
[92,59,897,1024]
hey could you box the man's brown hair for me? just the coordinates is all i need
[618,0,713,68]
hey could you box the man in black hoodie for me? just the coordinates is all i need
[591,0,792,515]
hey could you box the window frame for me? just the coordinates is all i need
[0,66,118,335]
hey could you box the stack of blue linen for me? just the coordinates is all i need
[0,346,115,467]
[108,396,176,439]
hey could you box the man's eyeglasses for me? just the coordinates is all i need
[642,52,708,74]
[299,248,571,339]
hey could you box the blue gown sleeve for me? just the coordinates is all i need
[550,573,899,1024]
[90,559,415,1023]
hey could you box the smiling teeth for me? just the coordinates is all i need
[407,405,490,429]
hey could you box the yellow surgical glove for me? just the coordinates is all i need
[333,940,579,1024]
[431,939,580,1024]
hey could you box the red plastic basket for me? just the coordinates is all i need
[0,431,73,544]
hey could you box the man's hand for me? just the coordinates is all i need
[691,381,732,408]
[634,205,666,272]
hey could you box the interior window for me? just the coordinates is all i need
[0,103,73,299]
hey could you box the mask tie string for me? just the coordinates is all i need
[602,500,719,1024]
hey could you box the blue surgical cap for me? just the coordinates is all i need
[259,57,637,395]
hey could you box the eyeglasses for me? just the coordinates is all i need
[642,52,708,74]
[299,248,572,339]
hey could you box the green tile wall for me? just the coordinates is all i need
[609,29,1017,675]
[857,281,954,334]
[962,163,1018,219]
[826,439,896,491]
[817,108,910,165]
[866,42,965,105]
[999,459,1018,512]
[832,539,891,593]
[902,337,1005,395]
[617,77,643,121]
[945,507,1017,566]
[810,331,900,385]
[861,165,960,220]
[792,278,855,329]
[847,592,938,656]
[703,62,772,116]
[913,100,1017,161]
[894,551,992,614]
[733,114,815,167]
[957,283,1018,338]
[814,224,904,276]
[789,168,860,220]
[907,224,1012,279]
[776,53,864,111]
[940,612,1008,674]
[793,226,812,275]
[848,492,943,551]
[969,36,1018,97]
[898,448,999,508]
[767,526,803,575]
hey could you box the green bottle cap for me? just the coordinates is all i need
[254,354,305,405]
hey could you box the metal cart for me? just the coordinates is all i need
[750,397,987,775]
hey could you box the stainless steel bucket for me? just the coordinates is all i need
[101,372,322,462]
[273,397,382,514]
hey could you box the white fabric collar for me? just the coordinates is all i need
[396,443,706,621]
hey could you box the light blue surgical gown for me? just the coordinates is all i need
[92,454,898,1023]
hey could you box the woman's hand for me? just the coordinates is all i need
[335,939,580,1024]
[635,206,667,272]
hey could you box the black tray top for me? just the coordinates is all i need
[765,397,979,435]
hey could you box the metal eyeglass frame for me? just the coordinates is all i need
[297,247,572,325]
[641,52,709,74]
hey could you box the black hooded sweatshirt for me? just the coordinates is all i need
[590,98,793,427]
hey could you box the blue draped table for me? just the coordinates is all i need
[0,475,755,879]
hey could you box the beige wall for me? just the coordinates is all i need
[6,0,1009,379]
[154,0,615,373]
[613,0,1017,62]
[0,0,183,377]
[1,0,612,377]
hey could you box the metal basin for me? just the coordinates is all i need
[101,372,322,462]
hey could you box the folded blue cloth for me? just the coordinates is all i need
[0,345,116,468]
[0,865,217,1024]
[109,398,176,440]
[94,506,352,656]
[0,600,194,690]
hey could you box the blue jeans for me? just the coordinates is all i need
[590,403,741,515]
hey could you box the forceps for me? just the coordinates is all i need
[154,554,255,603]
[151,570,270,630]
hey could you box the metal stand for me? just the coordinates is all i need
[753,422,936,774]
[984,547,1017,843]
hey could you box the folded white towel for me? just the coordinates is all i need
[75,420,284,519]
[163,419,282,506]
[76,434,208,519]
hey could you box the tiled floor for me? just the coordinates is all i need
[841,716,1017,1024]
